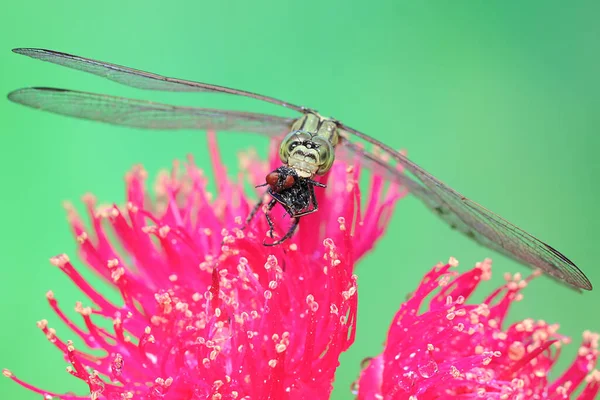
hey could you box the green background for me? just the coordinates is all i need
[1,1,599,398]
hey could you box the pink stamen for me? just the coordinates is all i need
[6,131,404,399]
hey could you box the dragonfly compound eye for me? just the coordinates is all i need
[279,131,312,164]
[312,136,335,175]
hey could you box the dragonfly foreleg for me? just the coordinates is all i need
[242,190,270,230]
[264,198,278,239]
[306,179,327,189]
[264,217,300,246]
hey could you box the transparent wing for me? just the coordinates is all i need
[7,87,295,135]
[12,48,305,113]
[338,126,592,291]
[10,48,590,290]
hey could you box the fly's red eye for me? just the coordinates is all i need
[266,172,279,186]
[283,175,295,189]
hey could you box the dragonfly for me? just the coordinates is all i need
[7,48,592,291]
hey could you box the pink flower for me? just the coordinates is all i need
[2,133,405,399]
[354,258,600,399]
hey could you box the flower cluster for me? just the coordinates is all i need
[2,133,405,399]
[3,133,598,399]
[354,258,600,399]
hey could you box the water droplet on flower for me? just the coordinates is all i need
[418,359,438,378]
[396,372,415,392]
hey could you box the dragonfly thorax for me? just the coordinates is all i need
[279,112,339,178]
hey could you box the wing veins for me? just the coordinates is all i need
[8,87,295,136]
[339,125,591,291]
[12,48,305,113]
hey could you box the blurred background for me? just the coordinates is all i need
[1,0,599,398]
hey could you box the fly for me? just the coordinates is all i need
[6,48,593,291]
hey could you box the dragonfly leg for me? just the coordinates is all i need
[242,190,269,230]
[306,179,327,189]
[309,183,319,209]
[264,198,278,238]
[264,217,300,246]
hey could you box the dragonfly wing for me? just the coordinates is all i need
[336,139,421,193]
[338,126,592,291]
[8,87,295,136]
[12,48,305,113]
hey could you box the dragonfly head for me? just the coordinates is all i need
[279,130,335,178]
